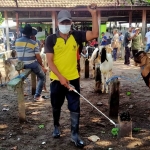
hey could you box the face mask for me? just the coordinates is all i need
[58,24,71,34]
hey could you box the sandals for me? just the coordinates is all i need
[34,95,49,102]
[34,96,45,102]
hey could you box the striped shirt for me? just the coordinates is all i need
[15,36,40,65]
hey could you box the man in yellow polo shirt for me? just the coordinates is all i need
[45,3,99,148]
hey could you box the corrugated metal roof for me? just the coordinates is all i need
[0,0,149,8]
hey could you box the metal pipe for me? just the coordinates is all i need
[72,88,116,126]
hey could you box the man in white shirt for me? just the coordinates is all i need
[118,32,124,58]
[105,29,111,44]
[111,29,119,61]
[145,27,150,52]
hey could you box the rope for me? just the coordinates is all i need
[106,73,142,85]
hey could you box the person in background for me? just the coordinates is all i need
[101,32,107,46]
[118,32,124,58]
[111,29,119,61]
[45,4,99,148]
[124,26,136,65]
[131,28,142,65]
[90,38,97,47]
[15,24,46,101]
[145,27,150,53]
[105,29,111,44]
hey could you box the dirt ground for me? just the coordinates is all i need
[0,58,150,150]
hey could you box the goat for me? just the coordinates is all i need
[4,59,16,83]
[100,46,113,93]
[90,47,101,79]
[40,47,48,69]
[90,46,102,92]
[90,45,113,93]
[134,51,150,88]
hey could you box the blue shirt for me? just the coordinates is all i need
[101,36,107,46]
[15,36,40,65]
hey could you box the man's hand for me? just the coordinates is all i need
[88,3,97,15]
[58,75,69,88]
[41,66,47,73]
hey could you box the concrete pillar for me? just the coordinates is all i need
[142,10,146,43]
[110,22,112,34]
[97,10,101,44]
[52,11,56,34]
[129,11,132,27]
[4,11,10,51]
[16,12,19,38]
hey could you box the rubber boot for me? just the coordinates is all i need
[70,112,85,148]
[52,109,61,138]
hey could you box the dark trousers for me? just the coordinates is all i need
[113,48,118,61]
[50,78,80,113]
[124,47,131,64]
[132,49,138,58]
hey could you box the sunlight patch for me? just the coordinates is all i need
[126,141,142,148]
[96,140,112,146]
[31,111,41,115]
[0,124,8,129]
[91,118,100,123]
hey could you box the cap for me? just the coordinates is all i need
[135,27,140,30]
[57,10,72,23]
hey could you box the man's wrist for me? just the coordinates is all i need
[91,12,97,16]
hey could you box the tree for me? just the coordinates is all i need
[0,12,4,25]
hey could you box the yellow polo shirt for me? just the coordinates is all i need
[45,31,86,81]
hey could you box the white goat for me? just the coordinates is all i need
[90,45,113,93]
[4,59,17,83]
[40,47,47,68]
[99,46,113,93]
[90,47,101,78]
[90,46,101,92]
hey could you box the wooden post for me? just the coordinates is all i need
[95,67,101,92]
[16,12,19,38]
[97,10,101,44]
[16,81,26,122]
[129,11,132,27]
[142,10,146,43]
[85,59,89,78]
[31,72,36,95]
[4,11,10,51]
[109,78,120,118]
[118,116,132,138]
[52,11,56,34]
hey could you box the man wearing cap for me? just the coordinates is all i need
[124,26,136,65]
[45,4,98,148]
[131,28,142,58]
[15,24,45,101]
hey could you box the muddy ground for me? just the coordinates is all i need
[0,59,150,150]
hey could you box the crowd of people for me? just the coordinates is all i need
[7,3,150,148]
[86,26,150,66]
